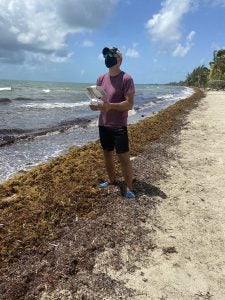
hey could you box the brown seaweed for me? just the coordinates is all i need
[0,89,205,275]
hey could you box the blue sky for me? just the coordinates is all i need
[0,0,225,84]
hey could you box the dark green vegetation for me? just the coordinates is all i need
[178,49,225,89]
[186,65,210,88]
[0,89,204,276]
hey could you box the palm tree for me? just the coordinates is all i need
[209,49,225,80]
[185,65,210,87]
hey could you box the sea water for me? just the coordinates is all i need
[0,80,193,182]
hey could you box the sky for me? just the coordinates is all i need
[0,0,225,84]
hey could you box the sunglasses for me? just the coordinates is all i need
[103,48,121,58]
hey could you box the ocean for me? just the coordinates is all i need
[0,79,193,182]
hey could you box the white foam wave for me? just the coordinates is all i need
[0,87,12,91]
[158,88,194,102]
[42,89,51,93]
[128,108,136,116]
[160,93,174,100]
[88,119,98,127]
[19,101,89,109]
[182,87,194,96]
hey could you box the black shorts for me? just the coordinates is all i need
[99,126,129,154]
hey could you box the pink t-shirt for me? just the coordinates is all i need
[96,71,135,127]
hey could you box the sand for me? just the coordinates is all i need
[94,91,225,299]
[1,90,225,299]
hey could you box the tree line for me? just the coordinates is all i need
[171,49,225,90]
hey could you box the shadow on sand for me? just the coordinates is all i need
[116,179,167,199]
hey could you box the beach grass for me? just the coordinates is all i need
[0,88,205,275]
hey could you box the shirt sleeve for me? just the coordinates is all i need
[96,75,104,86]
[123,76,135,96]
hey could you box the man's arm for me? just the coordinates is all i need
[100,93,134,112]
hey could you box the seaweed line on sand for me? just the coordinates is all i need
[0,89,205,299]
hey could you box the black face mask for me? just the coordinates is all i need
[102,47,119,68]
[105,56,117,68]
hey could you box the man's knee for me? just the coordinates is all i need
[117,151,130,162]
[103,149,114,159]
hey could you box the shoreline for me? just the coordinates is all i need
[0,86,194,183]
[0,89,205,299]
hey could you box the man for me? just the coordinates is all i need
[90,47,135,199]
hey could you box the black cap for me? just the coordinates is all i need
[102,47,119,57]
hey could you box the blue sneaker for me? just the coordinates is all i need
[99,181,110,188]
[125,191,136,199]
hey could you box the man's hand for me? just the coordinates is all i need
[99,93,134,112]
[99,102,111,112]
[89,102,110,111]
[89,104,101,111]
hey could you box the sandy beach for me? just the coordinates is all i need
[95,90,225,299]
[1,90,225,299]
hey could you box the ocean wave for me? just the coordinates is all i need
[0,117,92,147]
[128,108,136,116]
[13,97,46,102]
[0,98,11,103]
[18,101,90,109]
[159,93,175,100]
[0,87,12,91]
[0,128,30,135]
[42,89,51,93]
[157,88,194,102]
[182,87,194,96]
[138,100,156,110]
[13,97,35,101]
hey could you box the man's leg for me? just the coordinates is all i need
[117,152,133,191]
[103,150,116,184]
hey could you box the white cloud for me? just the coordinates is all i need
[146,0,191,44]
[146,0,194,56]
[125,48,140,58]
[187,30,195,41]
[82,40,94,47]
[57,0,118,29]
[204,0,225,7]
[125,44,140,58]
[172,43,190,57]
[0,0,118,64]
[146,0,225,57]
[172,30,195,57]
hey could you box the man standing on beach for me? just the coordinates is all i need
[90,47,135,199]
